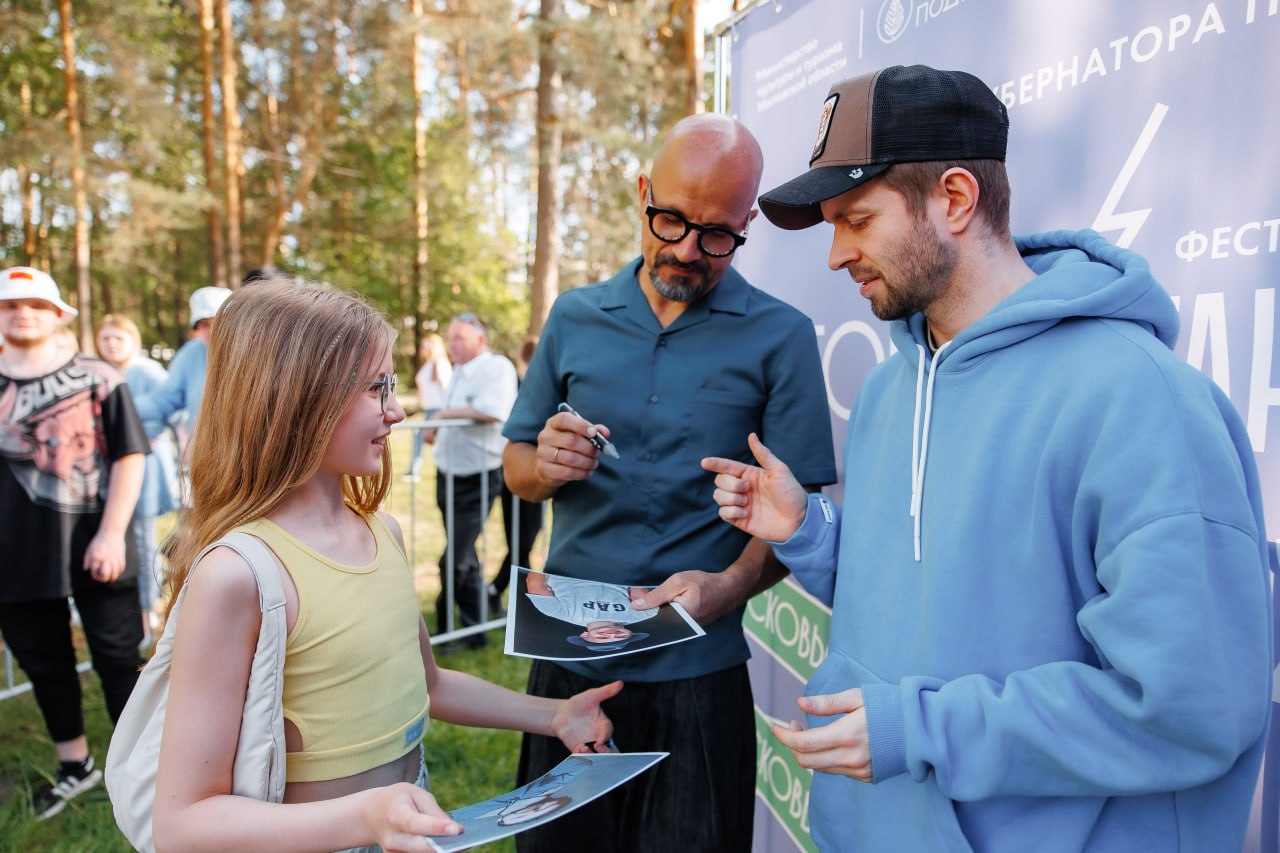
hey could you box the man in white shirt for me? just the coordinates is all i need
[430,312,518,647]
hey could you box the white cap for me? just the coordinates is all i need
[0,267,78,318]
[189,286,233,327]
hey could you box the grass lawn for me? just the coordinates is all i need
[0,425,542,852]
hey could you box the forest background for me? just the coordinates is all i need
[0,0,746,363]
[1,3,750,845]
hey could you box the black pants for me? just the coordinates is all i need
[516,661,755,853]
[493,483,545,595]
[0,583,144,742]
[435,467,503,633]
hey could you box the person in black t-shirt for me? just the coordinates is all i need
[0,266,149,821]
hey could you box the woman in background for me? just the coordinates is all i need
[404,332,450,482]
[96,315,180,641]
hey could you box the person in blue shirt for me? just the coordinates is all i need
[132,285,232,439]
[704,65,1273,853]
[95,314,181,639]
[502,113,837,853]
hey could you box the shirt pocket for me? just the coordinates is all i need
[682,388,765,466]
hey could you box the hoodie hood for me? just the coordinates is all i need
[891,229,1179,371]
[887,229,1180,560]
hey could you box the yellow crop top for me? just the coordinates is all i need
[234,513,430,783]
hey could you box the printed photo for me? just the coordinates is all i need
[427,752,667,852]
[503,566,705,661]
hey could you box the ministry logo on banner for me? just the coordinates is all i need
[877,0,912,43]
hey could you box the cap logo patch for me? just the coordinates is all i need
[9,270,33,280]
[849,168,863,180]
[810,92,839,165]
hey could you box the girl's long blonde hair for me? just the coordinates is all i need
[162,280,395,617]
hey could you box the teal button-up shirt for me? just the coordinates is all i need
[505,258,836,682]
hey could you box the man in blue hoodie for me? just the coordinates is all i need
[133,285,232,438]
[704,65,1273,852]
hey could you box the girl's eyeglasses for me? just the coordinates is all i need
[363,373,397,413]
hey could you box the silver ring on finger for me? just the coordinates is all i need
[553,448,560,463]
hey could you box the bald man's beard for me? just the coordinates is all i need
[650,252,713,303]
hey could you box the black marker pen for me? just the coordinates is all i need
[557,402,621,459]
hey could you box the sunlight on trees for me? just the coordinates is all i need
[0,0,723,362]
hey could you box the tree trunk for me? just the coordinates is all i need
[217,0,243,287]
[94,201,113,316]
[683,0,702,115]
[410,0,430,356]
[19,167,37,262]
[261,93,285,265]
[19,81,38,262]
[57,0,92,348]
[199,0,226,289]
[529,0,563,338]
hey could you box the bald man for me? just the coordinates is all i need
[502,114,837,851]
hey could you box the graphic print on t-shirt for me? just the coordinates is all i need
[0,360,117,512]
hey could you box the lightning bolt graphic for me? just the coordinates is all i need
[1092,103,1168,248]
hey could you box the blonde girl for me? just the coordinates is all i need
[152,281,619,853]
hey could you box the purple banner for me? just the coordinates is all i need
[719,1,1280,850]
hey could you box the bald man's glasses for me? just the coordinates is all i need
[644,184,749,258]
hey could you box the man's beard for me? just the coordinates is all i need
[649,253,712,303]
[859,216,957,322]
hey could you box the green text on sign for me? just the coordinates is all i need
[754,706,817,853]
[744,578,831,682]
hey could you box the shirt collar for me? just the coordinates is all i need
[453,349,491,375]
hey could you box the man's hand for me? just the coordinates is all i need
[535,409,611,486]
[632,569,737,625]
[86,452,143,583]
[770,689,871,781]
[552,680,624,753]
[701,433,808,543]
[83,530,127,582]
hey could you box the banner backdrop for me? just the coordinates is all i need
[715,1,1280,850]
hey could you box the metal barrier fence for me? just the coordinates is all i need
[1,418,528,703]
[1,639,93,704]
[399,417,519,646]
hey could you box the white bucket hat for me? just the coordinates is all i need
[189,286,233,328]
[0,267,78,318]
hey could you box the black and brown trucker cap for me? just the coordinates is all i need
[758,65,1009,231]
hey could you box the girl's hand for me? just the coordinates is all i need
[552,680,623,753]
[361,783,463,852]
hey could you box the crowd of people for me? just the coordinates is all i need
[0,61,1272,853]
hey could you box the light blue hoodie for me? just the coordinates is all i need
[133,338,207,437]
[774,230,1273,852]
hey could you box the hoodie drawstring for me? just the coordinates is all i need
[909,341,949,562]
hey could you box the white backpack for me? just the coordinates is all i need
[105,532,289,852]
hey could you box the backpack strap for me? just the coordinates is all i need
[193,530,290,803]
[208,531,288,616]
